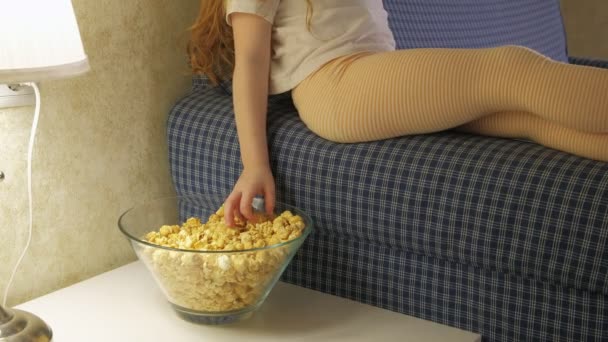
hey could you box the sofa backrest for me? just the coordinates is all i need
[383,0,568,62]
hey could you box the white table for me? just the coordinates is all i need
[18,262,481,341]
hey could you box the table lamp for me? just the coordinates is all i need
[0,1,89,341]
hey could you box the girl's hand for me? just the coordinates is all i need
[224,166,275,227]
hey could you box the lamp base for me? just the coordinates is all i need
[0,305,52,342]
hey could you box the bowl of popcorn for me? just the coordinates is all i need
[118,194,313,325]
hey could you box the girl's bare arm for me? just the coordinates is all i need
[224,12,275,226]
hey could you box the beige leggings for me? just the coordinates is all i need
[291,46,608,162]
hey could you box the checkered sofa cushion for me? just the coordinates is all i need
[168,72,608,340]
[384,0,568,62]
[167,1,605,340]
[168,75,608,340]
[169,68,608,294]
[282,232,607,341]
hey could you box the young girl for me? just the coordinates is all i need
[188,0,608,226]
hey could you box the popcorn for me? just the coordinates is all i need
[217,255,231,271]
[139,206,306,312]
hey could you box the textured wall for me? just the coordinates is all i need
[0,0,197,306]
[561,0,608,59]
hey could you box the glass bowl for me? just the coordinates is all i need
[118,194,313,325]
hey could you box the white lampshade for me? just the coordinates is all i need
[0,0,89,84]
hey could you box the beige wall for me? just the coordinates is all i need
[0,1,197,306]
[561,0,608,59]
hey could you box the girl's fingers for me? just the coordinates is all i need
[240,192,255,220]
[264,186,275,216]
[224,192,242,227]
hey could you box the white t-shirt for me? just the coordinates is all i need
[225,0,396,94]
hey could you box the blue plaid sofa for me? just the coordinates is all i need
[167,1,608,341]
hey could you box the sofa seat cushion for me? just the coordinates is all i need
[168,77,608,296]
[383,0,568,62]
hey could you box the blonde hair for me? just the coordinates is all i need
[187,1,234,86]
[188,0,313,86]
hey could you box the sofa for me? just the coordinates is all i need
[167,1,608,341]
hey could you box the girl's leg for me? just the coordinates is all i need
[456,112,608,161]
[292,46,608,160]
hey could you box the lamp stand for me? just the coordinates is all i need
[1,1,87,341]
[0,304,52,341]
[1,83,52,342]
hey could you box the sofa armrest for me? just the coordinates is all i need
[568,56,608,69]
